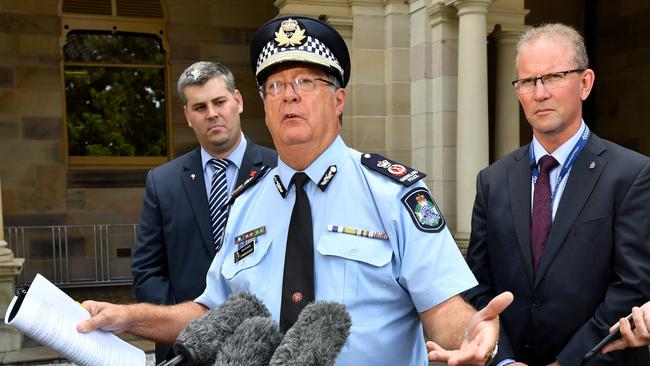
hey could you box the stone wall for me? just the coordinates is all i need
[0,2,66,225]
[0,0,278,232]
[588,0,650,156]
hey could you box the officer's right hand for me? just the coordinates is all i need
[76,300,132,334]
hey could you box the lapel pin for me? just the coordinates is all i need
[588,161,596,170]
[190,173,196,180]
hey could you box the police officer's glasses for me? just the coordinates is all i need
[512,69,585,95]
[259,77,336,99]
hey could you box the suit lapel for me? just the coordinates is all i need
[182,148,215,255]
[534,135,607,288]
[236,138,264,186]
[508,145,535,287]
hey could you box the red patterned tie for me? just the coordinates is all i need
[531,155,558,272]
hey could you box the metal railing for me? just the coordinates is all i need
[4,224,138,288]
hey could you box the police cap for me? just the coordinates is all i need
[250,15,351,87]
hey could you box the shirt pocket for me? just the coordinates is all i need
[317,231,392,266]
[317,231,392,325]
[221,235,273,281]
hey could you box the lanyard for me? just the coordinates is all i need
[529,125,590,202]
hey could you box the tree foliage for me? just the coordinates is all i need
[64,31,167,157]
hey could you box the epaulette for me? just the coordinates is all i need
[224,165,271,207]
[361,153,426,187]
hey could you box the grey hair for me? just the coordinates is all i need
[516,23,589,69]
[177,61,237,105]
[325,72,341,90]
[324,72,343,124]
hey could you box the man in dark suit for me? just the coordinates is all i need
[464,23,650,366]
[131,61,277,362]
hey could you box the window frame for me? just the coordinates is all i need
[60,11,172,170]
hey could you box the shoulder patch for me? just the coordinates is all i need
[361,153,426,187]
[401,187,446,233]
[224,165,271,207]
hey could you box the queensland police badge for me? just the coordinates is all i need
[401,187,446,233]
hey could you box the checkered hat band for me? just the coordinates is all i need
[256,36,343,78]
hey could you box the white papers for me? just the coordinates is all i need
[4,273,145,366]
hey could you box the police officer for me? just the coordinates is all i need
[77,16,512,366]
[195,16,510,365]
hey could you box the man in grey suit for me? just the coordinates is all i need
[464,24,650,365]
[131,61,277,362]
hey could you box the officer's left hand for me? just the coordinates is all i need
[427,291,513,365]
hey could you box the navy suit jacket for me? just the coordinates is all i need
[131,138,276,360]
[464,133,650,366]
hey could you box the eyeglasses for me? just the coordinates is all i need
[511,69,585,94]
[259,77,336,99]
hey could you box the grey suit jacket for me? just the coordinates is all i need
[464,133,650,366]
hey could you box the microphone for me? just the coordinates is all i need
[269,301,351,366]
[213,316,283,366]
[159,292,271,366]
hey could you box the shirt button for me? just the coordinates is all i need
[292,292,304,303]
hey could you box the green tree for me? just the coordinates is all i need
[64,31,167,157]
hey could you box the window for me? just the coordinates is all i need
[61,0,169,169]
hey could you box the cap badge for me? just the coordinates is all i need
[274,18,306,47]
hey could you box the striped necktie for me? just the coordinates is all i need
[209,158,230,252]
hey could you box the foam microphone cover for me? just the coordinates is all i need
[173,292,271,365]
[269,301,351,366]
[213,316,283,366]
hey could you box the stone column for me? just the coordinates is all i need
[492,26,526,159]
[448,0,491,251]
[413,1,459,232]
[0,177,25,352]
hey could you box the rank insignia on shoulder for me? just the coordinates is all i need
[361,153,426,187]
[224,165,271,207]
[401,187,445,233]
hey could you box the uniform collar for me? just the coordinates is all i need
[276,135,347,191]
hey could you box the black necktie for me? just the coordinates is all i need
[279,172,314,332]
[531,154,558,272]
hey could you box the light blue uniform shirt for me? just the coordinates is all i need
[200,132,247,197]
[197,136,477,366]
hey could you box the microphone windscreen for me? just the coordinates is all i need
[270,301,351,366]
[174,292,271,365]
[213,316,283,366]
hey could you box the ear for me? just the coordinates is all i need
[334,88,346,118]
[235,89,244,114]
[579,68,595,101]
[183,105,193,128]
